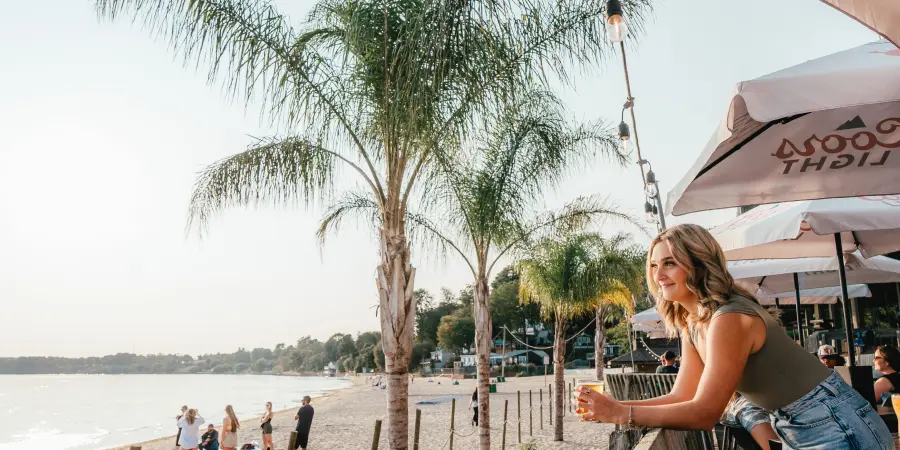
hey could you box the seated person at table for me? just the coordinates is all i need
[874,345,900,404]
[816,344,845,369]
[200,423,219,450]
[656,351,679,374]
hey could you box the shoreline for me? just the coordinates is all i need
[113,374,613,450]
[108,376,361,450]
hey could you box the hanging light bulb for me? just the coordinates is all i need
[644,201,657,224]
[644,183,658,199]
[605,0,628,42]
[618,121,632,156]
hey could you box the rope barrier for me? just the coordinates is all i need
[501,321,595,350]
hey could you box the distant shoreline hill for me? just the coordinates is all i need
[0,332,387,375]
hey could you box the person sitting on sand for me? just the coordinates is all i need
[199,423,219,450]
[220,405,240,450]
[294,396,315,450]
[575,224,891,449]
[176,409,205,450]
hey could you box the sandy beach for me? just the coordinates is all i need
[115,374,614,450]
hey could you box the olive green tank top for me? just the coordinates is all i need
[691,295,832,411]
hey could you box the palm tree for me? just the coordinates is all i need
[94,1,651,448]
[517,232,638,441]
[408,90,635,448]
[589,233,645,380]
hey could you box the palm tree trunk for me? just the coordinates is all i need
[376,227,416,450]
[553,314,566,441]
[594,306,606,381]
[473,276,493,450]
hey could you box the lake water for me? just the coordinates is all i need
[0,374,350,450]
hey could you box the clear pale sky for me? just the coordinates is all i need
[0,1,875,357]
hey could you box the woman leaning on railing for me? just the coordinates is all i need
[576,224,891,450]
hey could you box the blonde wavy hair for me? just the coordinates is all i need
[185,408,198,425]
[646,224,756,337]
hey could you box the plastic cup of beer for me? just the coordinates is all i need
[892,394,900,417]
[575,381,605,420]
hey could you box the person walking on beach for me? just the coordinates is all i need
[469,388,478,426]
[199,423,219,450]
[175,405,188,448]
[293,396,314,450]
[260,401,274,450]
[176,408,205,450]
[575,224,891,449]
[220,405,240,450]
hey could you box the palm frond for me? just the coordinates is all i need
[187,136,339,235]
[316,191,381,245]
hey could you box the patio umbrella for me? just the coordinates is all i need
[631,307,662,327]
[711,197,900,260]
[820,0,900,48]
[729,253,900,295]
[666,40,900,217]
[729,253,900,360]
[757,284,871,305]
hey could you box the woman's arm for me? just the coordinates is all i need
[875,378,893,403]
[580,313,762,430]
[619,331,704,407]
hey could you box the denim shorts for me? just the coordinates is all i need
[771,371,892,450]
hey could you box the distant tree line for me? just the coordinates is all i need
[0,264,640,375]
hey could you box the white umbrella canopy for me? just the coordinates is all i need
[820,0,900,48]
[666,40,900,217]
[711,196,900,260]
[631,307,661,327]
[729,253,900,295]
[756,284,871,305]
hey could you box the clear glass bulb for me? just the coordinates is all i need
[645,183,658,198]
[606,19,628,43]
[618,138,632,156]
[646,211,659,224]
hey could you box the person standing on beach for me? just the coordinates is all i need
[293,396,314,450]
[260,401,274,450]
[175,405,188,449]
[176,409,205,450]
[220,405,240,450]
[469,388,478,426]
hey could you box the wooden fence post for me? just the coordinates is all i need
[539,388,543,430]
[548,384,553,426]
[450,398,456,450]
[370,420,381,450]
[568,382,573,412]
[288,431,298,450]
[130,447,141,450]
[517,390,522,443]
[502,399,509,449]
[529,389,533,436]
[413,408,422,450]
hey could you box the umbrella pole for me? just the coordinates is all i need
[793,273,804,347]
[834,233,856,367]
[774,297,782,329]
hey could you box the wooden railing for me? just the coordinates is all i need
[605,373,677,401]
[604,373,714,450]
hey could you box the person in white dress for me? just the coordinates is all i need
[176,409,206,450]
